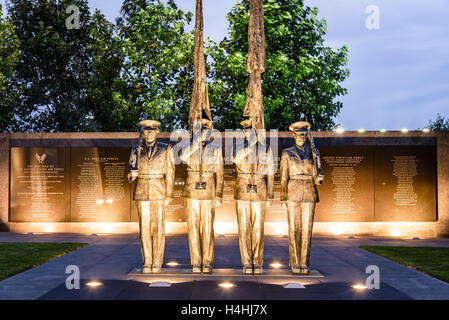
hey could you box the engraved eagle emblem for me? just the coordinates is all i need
[35,153,46,164]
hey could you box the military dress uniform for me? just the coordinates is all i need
[280,121,324,274]
[232,120,275,274]
[129,120,175,274]
[179,120,224,273]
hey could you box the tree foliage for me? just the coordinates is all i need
[114,0,195,131]
[7,0,95,132]
[209,0,349,131]
[0,4,21,132]
[2,0,349,132]
[427,114,449,131]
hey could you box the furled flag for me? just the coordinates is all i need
[188,0,213,135]
[243,0,266,143]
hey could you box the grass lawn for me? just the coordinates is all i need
[360,246,449,283]
[0,242,87,281]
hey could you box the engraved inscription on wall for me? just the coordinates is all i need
[71,148,131,222]
[10,147,70,222]
[323,156,363,215]
[392,156,418,206]
[75,156,126,218]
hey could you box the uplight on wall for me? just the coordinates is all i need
[391,229,400,237]
[332,226,343,236]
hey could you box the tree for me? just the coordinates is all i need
[7,0,95,132]
[427,114,449,131]
[113,0,195,132]
[209,0,349,131]
[84,10,126,132]
[0,3,21,132]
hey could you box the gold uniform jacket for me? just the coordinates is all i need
[231,142,275,202]
[280,145,323,203]
[180,141,224,200]
[129,141,175,201]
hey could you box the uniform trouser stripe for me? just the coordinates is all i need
[236,200,266,267]
[287,201,316,267]
[136,200,166,267]
[186,199,215,267]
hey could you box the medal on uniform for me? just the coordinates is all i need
[195,181,207,190]
[247,184,257,193]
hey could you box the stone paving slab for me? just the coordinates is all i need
[0,233,448,300]
[129,268,324,277]
[37,279,412,300]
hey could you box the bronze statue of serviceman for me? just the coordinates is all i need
[280,121,324,275]
[128,120,175,274]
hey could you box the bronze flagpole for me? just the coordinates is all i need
[189,0,213,181]
[244,0,266,144]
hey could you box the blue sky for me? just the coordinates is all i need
[1,0,448,130]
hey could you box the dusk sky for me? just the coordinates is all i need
[1,0,448,130]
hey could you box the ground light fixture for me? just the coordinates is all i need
[270,262,283,269]
[401,128,409,133]
[86,281,102,288]
[218,282,234,289]
[351,284,368,290]
[335,127,345,134]
[379,129,387,133]
[283,283,306,289]
[149,281,171,287]
[358,128,366,133]
[166,262,179,267]
[422,128,430,133]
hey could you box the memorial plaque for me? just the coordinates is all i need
[374,146,436,222]
[316,146,375,222]
[71,148,131,222]
[10,147,70,222]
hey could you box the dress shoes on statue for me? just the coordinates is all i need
[202,265,213,274]
[152,266,162,274]
[192,266,202,274]
[142,266,152,274]
[291,266,301,274]
[300,266,310,275]
[253,266,263,275]
[243,265,253,275]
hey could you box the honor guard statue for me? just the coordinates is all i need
[179,118,224,274]
[128,120,175,274]
[280,121,324,275]
[232,120,275,275]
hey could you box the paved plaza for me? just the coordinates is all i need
[0,232,449,300]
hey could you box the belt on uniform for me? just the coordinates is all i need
[289,174,313,180]
[138,174,164,179]
[237,173,265,180]
[187,170,215,176]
